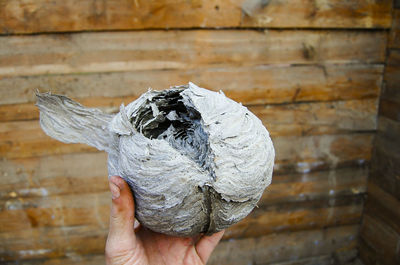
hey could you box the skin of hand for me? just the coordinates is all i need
[106,176,225,265]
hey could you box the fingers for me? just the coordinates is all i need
[195,230,225,264]
[106,176,137,253]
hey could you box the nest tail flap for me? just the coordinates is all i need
[36,92,115,152]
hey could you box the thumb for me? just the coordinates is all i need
[106,176,137,254]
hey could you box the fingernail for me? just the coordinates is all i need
[109,181,120,199]
[134,219,140,229]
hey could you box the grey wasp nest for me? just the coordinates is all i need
[36,82,275,236]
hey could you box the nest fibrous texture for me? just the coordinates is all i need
[36,82,275,236]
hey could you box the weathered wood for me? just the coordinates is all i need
[389,10,400,48]
[0,0,392,34]
[360,214,400,265]
[0,64,383,123]
[0,99,378,158]
[273,133,372,174]
[0,192,110,233]
[0,30,386,79]
[359,237,378,265]
[0,225,108,260]
[0,224,359,262]
[208,225,359,265]
[0,189,362,237]
[250,99,377,137]
[370,135,400,201]
[0,115,374,164]
[379,99,400,122]
[0,134,372,179]
[224,196,363,239]
[364,182,400,234]
[0,150,366,201]
[382,49,400,104]
[259,167,367,205]
[0,255,106,265]
[0,251,363,265]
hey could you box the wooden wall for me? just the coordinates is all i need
[0,1,393,264]
[359,4,400,265]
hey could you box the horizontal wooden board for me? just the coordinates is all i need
[273,133,373,174]
[370,134,400,201]
[0,117,374,165]
[389,10,400,48]
[379,99,400,122]
[0,133,373,184]
[364,182,400,234]
[0,225,108,261]
[0,99,378,156]
[0,30,386,79]
[0,252,364,265]
[0,147,367,201]
[0,224,359,262]
[0,0,392,34]
[382,49,400,104]
[0,64,383,123]
[360,214,400,265]
[208,225,359,265]
[225,196,363,239]
[0,190,362,237]
[259,167,367,205]
[0,192,110,233]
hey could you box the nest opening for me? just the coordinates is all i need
[133,90,215,178]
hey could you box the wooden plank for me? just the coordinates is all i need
[0,192,110,233]
[382,49,400,104]
[0,224,358,262]
[259,167,367,205]
[370,135,400,201]
[250,99,377,137]
[0,0,392,34]
[0,113,374,162]
[360,214,400,265]
[273,133,373,174]
[0,132,373,175]
[224,196,363,239]
[379,99,400,122]
[0,225,108,261]
[364,182,400,234]
[389,10,400,48]
[0,99,378,158]
[208,225,359,265]
[0,30,386,79]
[359,237,378,265]
[0,255,106,265]
[0,152,108,195]
[0,190,362,237]
[0,153,366,202]
[0,252,363,265]
[0,64,383,123]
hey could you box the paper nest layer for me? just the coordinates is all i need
[36,82,275,236]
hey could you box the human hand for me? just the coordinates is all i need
[105,176,225,265]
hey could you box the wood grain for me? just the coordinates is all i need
[0,224,359,262]
[225,196,363,239]
[0,151,366,201]
[0,64,383,123]
[360,214,400,265]
[382,49,400,104]
[0,0,392,34]
[0,115,374,165]
[364,182,400,234]
[0,30,386,79]
[389,10,400,48]
[208,225,359,265]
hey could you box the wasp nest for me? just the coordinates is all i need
[36,82,275,236]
